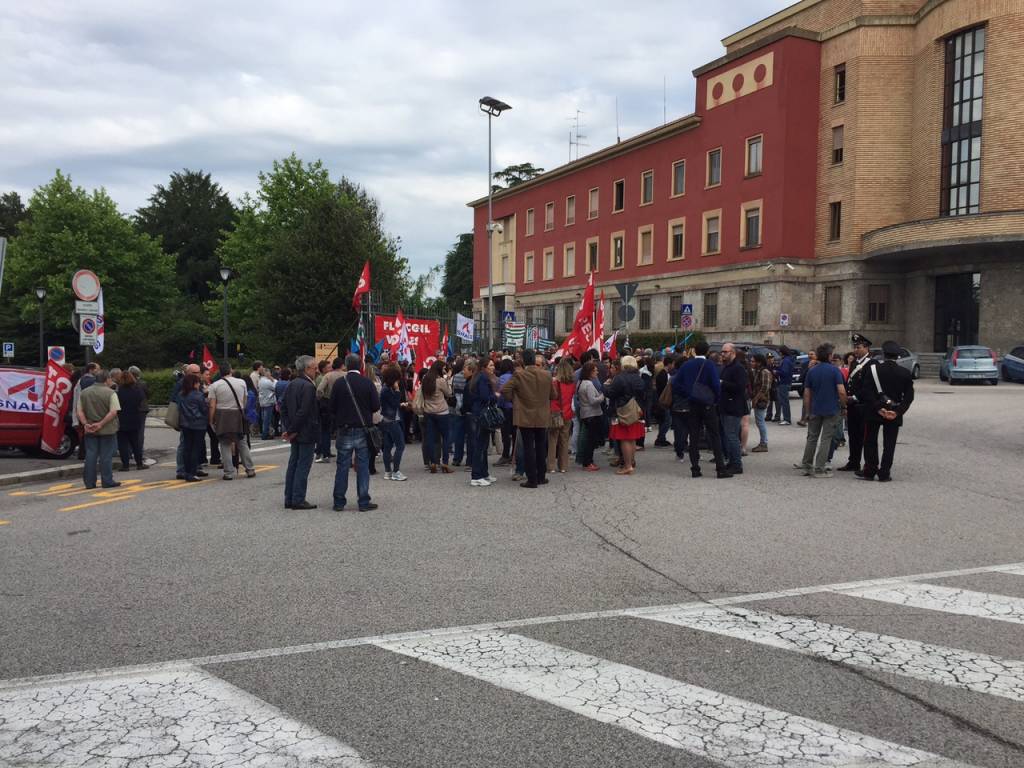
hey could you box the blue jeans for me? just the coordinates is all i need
[423,412,450,465]
[83,433,116,488]
[721,414,743,470]
[776,378,792,422]
[381,419,405,472]
[657,410,672,441]
[754,407,768,446]
[333,429,371,510]
[284,441,315,505]
[176,431,186,474]
[260,406,275,439]
[471,419,490,480]
[450,413,466,464]
[463,414,476,469]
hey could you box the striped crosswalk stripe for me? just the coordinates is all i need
[631,605,1024,702]
[841,582,1024,625]
[377,631,973,768]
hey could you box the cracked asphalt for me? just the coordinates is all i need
[1,386,1023,766]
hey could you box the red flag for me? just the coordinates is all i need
[565,273,595,357]
[202,345,219,376]
[352,261,371,312]
[591,290,605,352]
[40,361,73,455]
[604,331,620,361]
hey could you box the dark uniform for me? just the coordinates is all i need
[838,333,879,473]
[861,341,915,481]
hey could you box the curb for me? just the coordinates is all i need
[0,463,85,488]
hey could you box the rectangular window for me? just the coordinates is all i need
[588,187,599,219]
[672,160,686,196]
[745,135,763,176]
[641,170,654,205]
[741,288,759,326]
[707,148,722,187]
[703,291,718,328]
[501,253,509,283]
[743,205,761,248]
[703,211,722,255]
[638,297,651,330]
[563,303,575,332]
[563,243,576,277]
[668,218,685,260]
[868,284,890,323]
[524,251,535,282]
[941,25,985,217]
[544,202,555,231]
[824,285,843,325]
[613,179,625,212]
[829,201,842,241]
[565,195,575,226]
[832,125,844,164]
[669,294,683,327]
[637,226,653,265]
[834,63,846,104]
[586,238,599,272]
[610,300,621,326]
[525,208,535,236]
[543,247,554,280]
[611,232,625,269]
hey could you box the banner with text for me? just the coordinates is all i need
[375,314,441,360]
[40,361,73,454]
[0,369,44,414]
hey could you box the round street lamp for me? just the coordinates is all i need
[219,267,234,362]
[35,287,47,367]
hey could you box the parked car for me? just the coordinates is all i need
[939,345,999,385]
[1000,344,1024,383]
[0,365,79,459]
[871,347,920,379]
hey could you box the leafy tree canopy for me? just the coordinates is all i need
[135,170,237,302]
[216,154,410,362]
[492,162,545,192]
[0,190,28,239]
[440,233,473,308]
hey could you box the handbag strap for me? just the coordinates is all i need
[223,377,245,413]
[342,374,370,429]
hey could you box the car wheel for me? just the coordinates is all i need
[991,379,999,386]
[912,365,920,380]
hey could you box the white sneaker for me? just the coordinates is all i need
[471,478,492,487]
[486,476,497,483]
[383,471,392,480]
[391,471,407,482]
[779,420,792,426]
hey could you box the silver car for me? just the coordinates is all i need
[939,345,999,385]
[870,347,920,379]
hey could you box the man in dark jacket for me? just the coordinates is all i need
[673,341,731,479]
[861,340,915,482]
[719,343,749,474]
[281,355,321,510]
[329,354,381,511]
[500,350,554,488]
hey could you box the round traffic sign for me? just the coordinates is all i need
[72,269,101,301]
[681,315,693,329]
[81,317,96,334]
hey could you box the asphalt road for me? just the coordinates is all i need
[1,385,1023,767]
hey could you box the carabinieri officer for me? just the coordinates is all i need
[861,340,915,482]
[837,333,879,475]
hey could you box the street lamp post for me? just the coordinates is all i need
[219,267,234,361]
[479,96,512,352]
[35,287,46,367]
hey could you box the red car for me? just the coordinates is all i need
[0,365,78,459]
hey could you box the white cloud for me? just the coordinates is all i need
[0,0,789,276]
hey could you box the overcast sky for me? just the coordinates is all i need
[1,0,790,279]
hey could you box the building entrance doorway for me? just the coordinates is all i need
[933,272,980,352]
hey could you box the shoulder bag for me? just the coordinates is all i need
[343,374,383,450]
[689,360,716,407]
[163,401,180,431]
[658,377,674,410]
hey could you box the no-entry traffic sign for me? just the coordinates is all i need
[72,270,101,302]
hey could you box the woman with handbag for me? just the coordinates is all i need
[602,355,647,475]
[469,358,499,487]
[576,360,605,471]
[547,358,575,473]
[420,359,454,473]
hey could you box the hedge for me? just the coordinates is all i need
[138,369,177,405]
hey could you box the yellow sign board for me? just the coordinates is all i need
[315,342,340,363]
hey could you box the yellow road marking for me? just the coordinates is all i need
[0,520,10,526]
[9,482,77,497]
[59,495,140,512]
[56,479,145,498]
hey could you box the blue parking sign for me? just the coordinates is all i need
[2,342,13,357]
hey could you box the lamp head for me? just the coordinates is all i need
[479,96,512,116]
[219,267,234,283]
[35,286,47,301]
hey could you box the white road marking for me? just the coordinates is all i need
[0,664,382,767]
[377,631,972,768]
[2,561,1023,693]
[631,606,1024,702]
[842,582,1024,626]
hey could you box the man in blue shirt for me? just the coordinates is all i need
[796,343,847,477]
[776,347,795,424]
[672,341,732,479]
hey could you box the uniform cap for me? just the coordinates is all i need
[851,333,872,347]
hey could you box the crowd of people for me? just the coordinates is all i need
[67,331,915,504]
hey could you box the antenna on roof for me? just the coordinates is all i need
[615,97,621,143]
[568,110,588,162]
[663,76,667,125]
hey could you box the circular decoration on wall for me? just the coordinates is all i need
[754,64,768,83]
[732,73,745,92]
[712,82,725,100]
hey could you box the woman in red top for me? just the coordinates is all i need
[547,358,576,473]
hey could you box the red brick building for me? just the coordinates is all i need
[469,0,1024,355]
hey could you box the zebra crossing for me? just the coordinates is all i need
[1,561,1022,767]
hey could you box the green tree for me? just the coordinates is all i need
[216,155,410,362]
[135,170,237,302]
[4,171,178,365]
[0,191,28,239]
[492,162,544,192]
[440,233,473,308]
